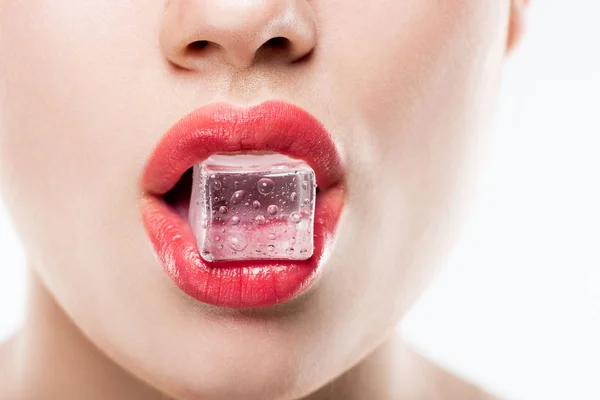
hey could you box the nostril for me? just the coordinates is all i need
[182,40,221,65]
[254,36,296,64]
[263,36,290,50]
[187,40,210,52]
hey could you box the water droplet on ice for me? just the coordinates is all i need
[303,199,310,205]
[213,180,222,191]
[219,206,228,214]
[286,248,295,255]
[230,216,240,225]
[257,178,274,195]
[226,236,247,252]
[230,190,246,205]
[302,180,308,190]
[252,200,261,209]
[268,233,277,240]
[290,212,302,224]
[255,215,266,225]
[289,237,296,245]
[267,205,279,215]
[215,236,221,241]
[268,245,276,252]
[202,220,208,229]
[300,249,308,254]
[290,192,298,201]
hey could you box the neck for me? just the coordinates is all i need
[1,270,492,400]
[2,271,166,400]
[306,329,494,400]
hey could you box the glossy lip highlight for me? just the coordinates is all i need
[140,101,345,309]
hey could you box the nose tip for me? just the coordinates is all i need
[160,0,317,71]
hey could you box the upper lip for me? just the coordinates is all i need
[141,100,345,197]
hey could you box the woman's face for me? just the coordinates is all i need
[0,1,511,399]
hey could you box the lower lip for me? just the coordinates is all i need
[141,186,344,309]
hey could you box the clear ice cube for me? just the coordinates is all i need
[189,154,316,262]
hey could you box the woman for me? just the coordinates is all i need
[0,1,528,399]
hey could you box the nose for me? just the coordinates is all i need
[160,0,317,71]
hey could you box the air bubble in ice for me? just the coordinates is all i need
[257,178,275,195]
[230,190,246,205]
[290,212,302,224]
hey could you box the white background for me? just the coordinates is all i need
[1,1,599,399]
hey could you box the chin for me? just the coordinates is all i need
[117,326,335,400]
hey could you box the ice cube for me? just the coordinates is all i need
[189,154,316,262]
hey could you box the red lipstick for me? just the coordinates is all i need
[140,101,345,308]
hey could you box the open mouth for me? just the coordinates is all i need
[162,164,323,224]
[163,167,193,221]
[139,101,346,309]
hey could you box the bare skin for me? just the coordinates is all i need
[0,0,526,398]
[0,274,498,400]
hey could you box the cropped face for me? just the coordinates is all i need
[0,1,511,399]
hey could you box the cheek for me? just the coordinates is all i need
[309,0,510,313]
[318,0,509,124]
[0,2,158,238]
[0,2,171,317]
[0,5,197,374]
